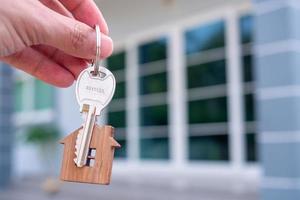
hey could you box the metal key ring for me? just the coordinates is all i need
[92,25,101,76]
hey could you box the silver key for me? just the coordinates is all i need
[74,66,116,167]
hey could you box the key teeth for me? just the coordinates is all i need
[74,129,83,163]
[75,149,78,156]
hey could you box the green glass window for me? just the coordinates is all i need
[187,60,226,88]
[14,81,24,112]
[189,97,228,124]
[244,94,255,122]
[34,79,54,110]
[189,135,229,161]
[245,133,257,162]
[140,105,168,126]
[107,52,126,71]
[113,128,127,158]
[140,137,169,159]
[240,15,253,44]
[106,50,127,158]
[114,82,126,99]
[114,139,127,158]
[240,15,257,162]
[185,21,225,54]
[108,111,126,128]
[186,20,228,162]
[140,72,167,95]
[139,38,169,160]
[139,38,167,64]
[243,55,253,82]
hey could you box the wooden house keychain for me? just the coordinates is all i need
[60,25,121,185]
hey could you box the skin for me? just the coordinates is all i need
[0,0,113,87]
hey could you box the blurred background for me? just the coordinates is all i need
[0,0,298,199]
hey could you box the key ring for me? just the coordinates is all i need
[92,25,101,76]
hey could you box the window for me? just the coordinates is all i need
[107,51,127,158]
[240,15,257,162]
[187,60,226,88]
[185,21,229,161]
[245,133,256,162]
[139,39,167,64]
[189,97,228,124]
[189,135,229,161]
[140,137,169,159]
[140,105,168,126]
[138,38,169,160]
[140,72,167,94]
[114,81,126,99]
[86,148,96,167]
[108,110,126,128]
[34,79,54,110]
[185,21,225,54]
[14,76,54,113]
[14,81,25,112]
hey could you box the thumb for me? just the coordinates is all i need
[40,9,113,60]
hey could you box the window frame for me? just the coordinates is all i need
[105,50,128,160]
[137,37,170,160]
[13,72,55,127]
[105,4,258,172]
[240,14,257,163]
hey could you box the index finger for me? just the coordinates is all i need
[58,0,109,34]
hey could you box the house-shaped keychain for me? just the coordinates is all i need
[60,125,120,185]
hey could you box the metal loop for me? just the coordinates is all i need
[92,25,101,76]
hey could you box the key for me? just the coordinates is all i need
[74,66,116,167]
[74,105,96,167]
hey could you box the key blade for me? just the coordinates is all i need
[74,128,83,157]
[74,105,97,167]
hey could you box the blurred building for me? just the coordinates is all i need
[1,0,300,199]
[12,0,257,186]
[0,63,13,187]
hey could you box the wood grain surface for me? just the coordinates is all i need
[60,125,120,185]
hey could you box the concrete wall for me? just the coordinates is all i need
[0,63,13,187]
[253,0,300,199]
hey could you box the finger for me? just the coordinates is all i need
[40,0,73,18]
[39,0,87,78]
[58,0,109,34]
[40,8,113,60]
[1,48,74,87]
[34,45,87,79]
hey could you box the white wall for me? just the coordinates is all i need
[96,0,251,43]
[56,85,82,135]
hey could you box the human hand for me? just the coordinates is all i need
[0,0,113,87]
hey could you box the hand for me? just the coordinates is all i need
[0,0,113,87]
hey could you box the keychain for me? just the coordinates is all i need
[59,25,120,185]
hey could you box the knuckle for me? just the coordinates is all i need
[70,23,86,50]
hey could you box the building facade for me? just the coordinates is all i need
[253,0,300,199]
[1,0,298,199]
[12,0,258,187]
